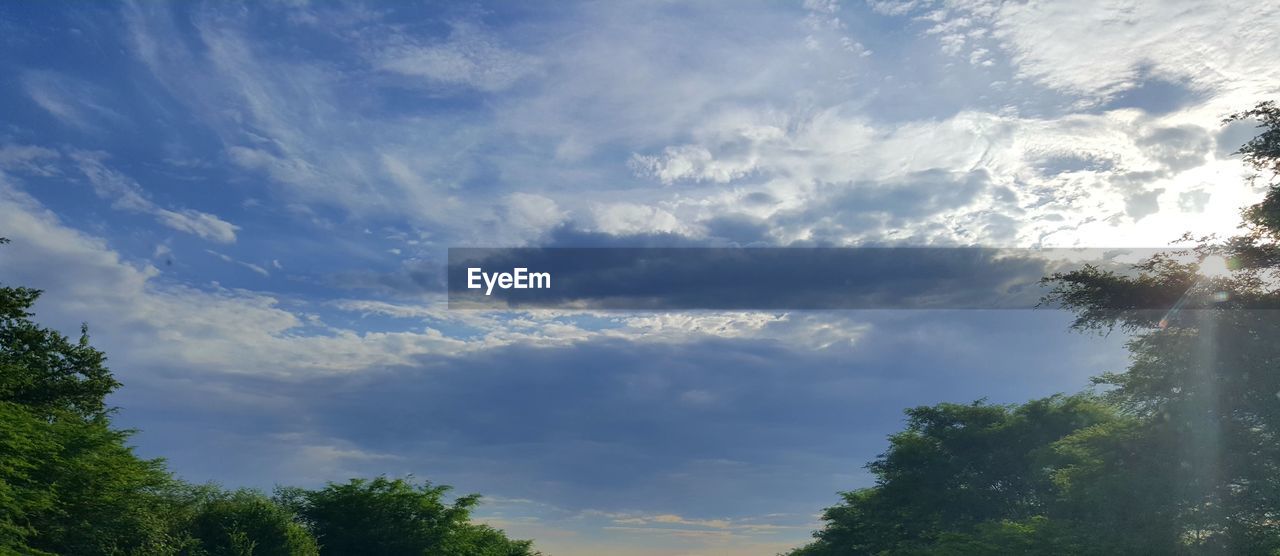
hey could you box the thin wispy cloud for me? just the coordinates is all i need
[21,70,127,130]
[71,151,239,243]
[376,22,542,92]
[205,249,269,277]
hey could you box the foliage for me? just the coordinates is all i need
[787,396,1120,556]
[0,401,57,554]
[0,265,183,555]
[0,287,118,419]
[282,477,538,556]
[187,489,318,556]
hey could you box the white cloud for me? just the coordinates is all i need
[205,249,270,277]
[331,299,442,319]
[1,175,877,384]
[112,1,1277,253]
[0,145,61,176]
[226,146,326,193]
[589,203,691,236]
[70,151,240,243]
[624,105,1261,247]
[152,209,240,244]
[609,512,806,534]
[376,22,541,92]
[21,70,126,130]
[876,0,1280,108]
[996,0,1278,104]
[498,193,565,239]
[123,7,520,240]
[0,179,453,378]
[631,145,761,185]
[259,433,404,485]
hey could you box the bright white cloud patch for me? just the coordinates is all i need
[873,0,1280,107]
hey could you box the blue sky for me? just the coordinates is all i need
[1,1,1277,554]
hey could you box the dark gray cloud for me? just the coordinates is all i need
[329,261,448,296]
[1103,124,1212,222]
[766,169,1000,243]
[1179,188,1212,212]
[1125,187,1165,220]
[1137,124,1212,173]
[701,214,774,245]
[1101,75,1203,115]
[818,169,992,221]
[1033,153,1116,176]
[111,310,1125,517]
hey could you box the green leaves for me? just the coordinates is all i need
[0,401,183,555]
[0,262,176,554]
[0,283,119,419]
[188,490,319,556]
[791,397,1119,556]
[288,477,537,556]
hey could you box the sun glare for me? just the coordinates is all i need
[1199,255,1231,278]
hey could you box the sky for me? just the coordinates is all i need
[0,1,1278,554]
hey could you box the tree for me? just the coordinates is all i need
[281,477,539,556]
[187,489,318,556]
[0,401,57,553]
[19,413,190,555]
[0,246,186,554]
[0,242,118,419]
[788,396,1118,555]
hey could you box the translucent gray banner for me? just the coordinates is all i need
[446,247,1240,311]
